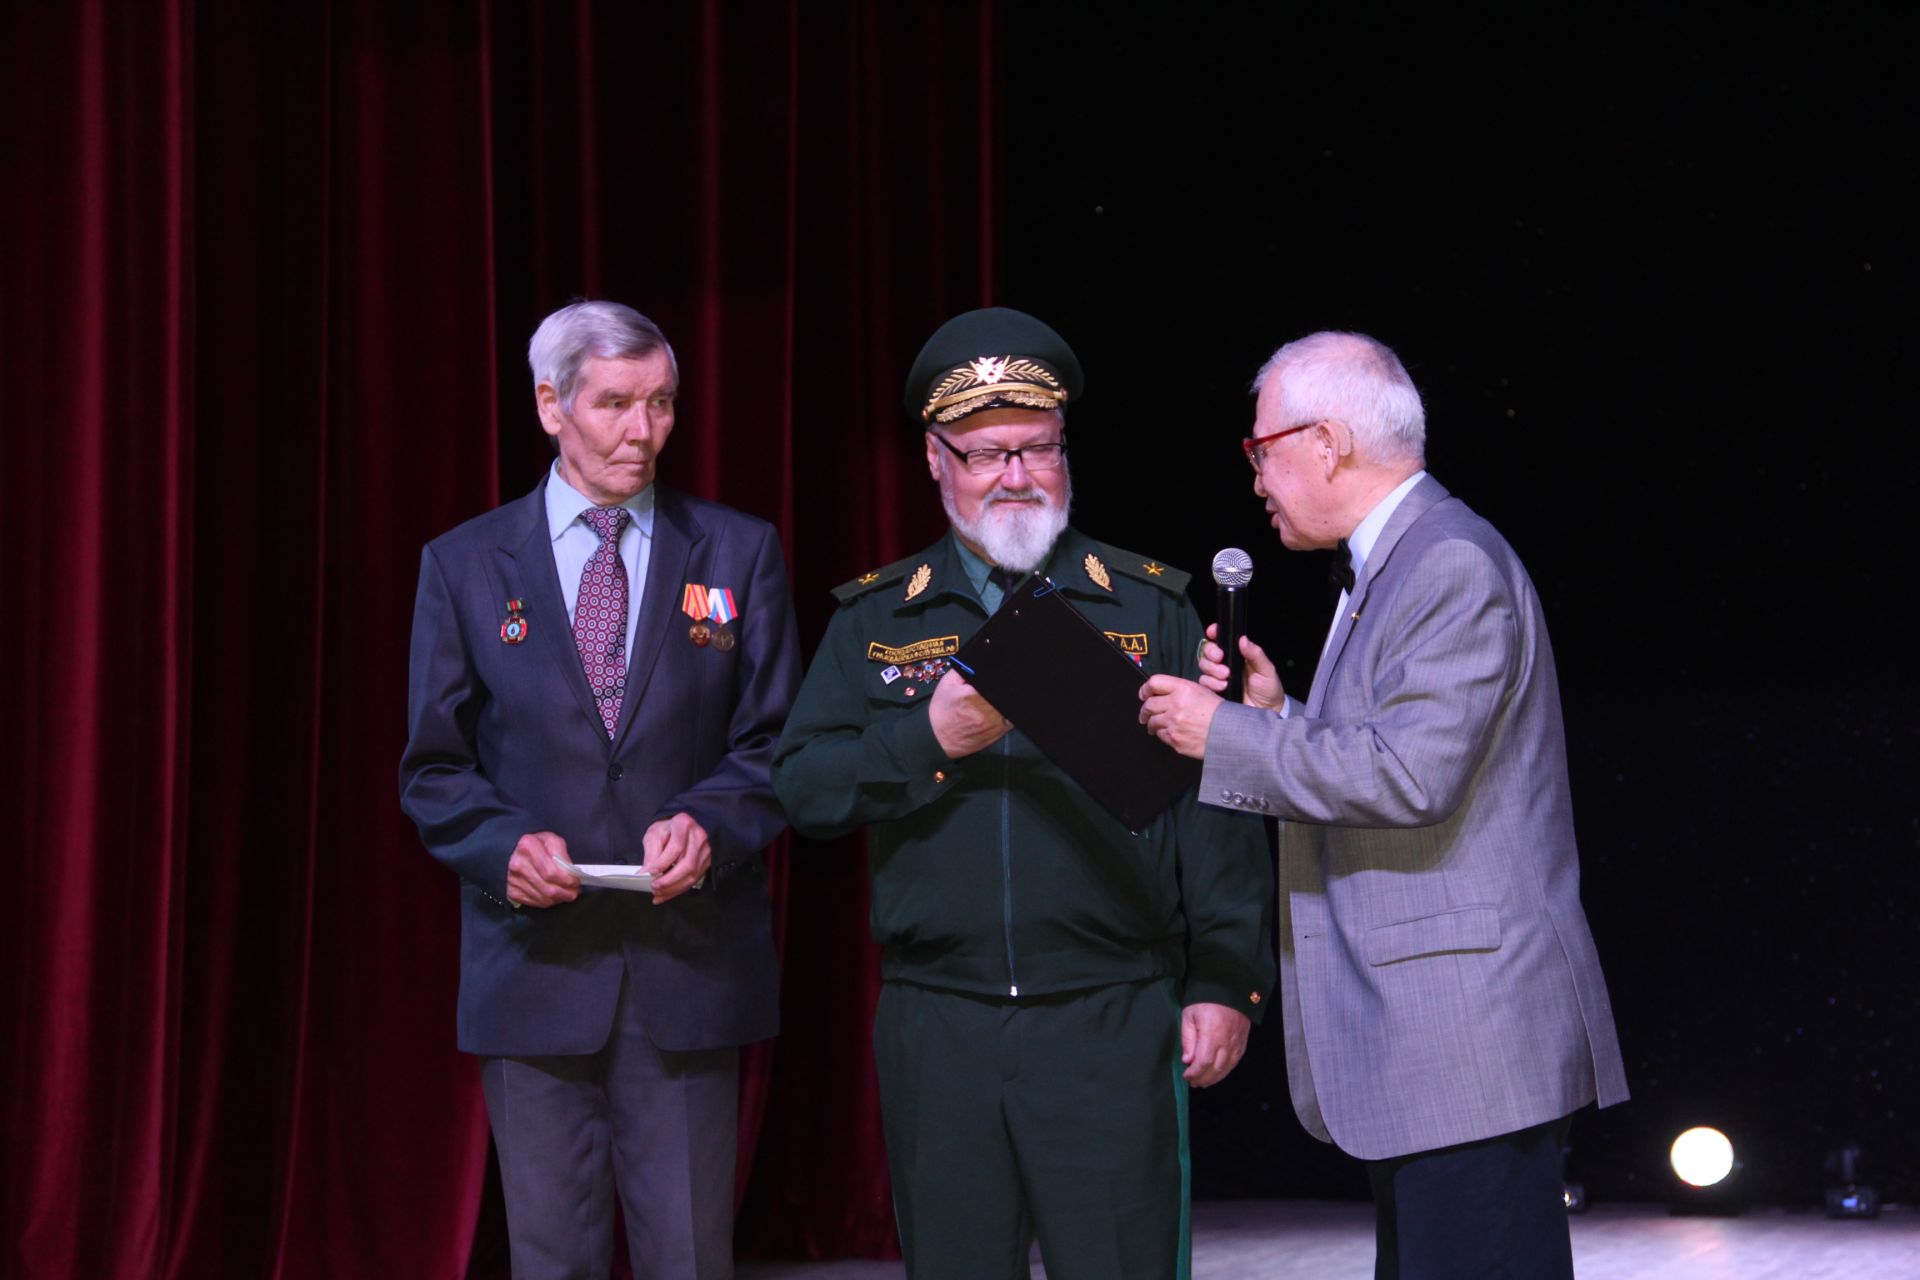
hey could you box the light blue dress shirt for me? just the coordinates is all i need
[545,462,655,661]
[1281,469,1429,718]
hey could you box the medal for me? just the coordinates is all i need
[684,583,742,647]
[500,598,529,644]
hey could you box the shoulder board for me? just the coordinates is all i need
[1094,542,1191,594]
[830,553,922,604]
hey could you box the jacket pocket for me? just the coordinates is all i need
[1363,905,1501,966]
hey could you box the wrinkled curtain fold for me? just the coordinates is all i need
[1,1,995,1275]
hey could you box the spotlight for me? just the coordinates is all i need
[1670,1127,1734,1187]
[1668,1126,1745,1215]
[1824,1143,1881,1219]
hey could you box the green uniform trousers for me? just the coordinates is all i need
[874,977,1191,1280]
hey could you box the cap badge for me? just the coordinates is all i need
[923,356,1068,423]
[1083,553,1113,593]
[968,356,1009,384]
[905,563,932,601]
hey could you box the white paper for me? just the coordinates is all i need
[554,856,653,891]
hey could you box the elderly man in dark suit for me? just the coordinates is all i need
[1141,331,1627,1280]
[401,300,800,1280]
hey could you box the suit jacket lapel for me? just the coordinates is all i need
[1305,475,1452,717]
[610,487,701,749]
[503,477,608,737]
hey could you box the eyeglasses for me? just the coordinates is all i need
[931,433,1068,476]
[1241,420,1321,470]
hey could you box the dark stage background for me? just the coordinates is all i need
[999,2,1917,1211]
[3,2,1914,1277]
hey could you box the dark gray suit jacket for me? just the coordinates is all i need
[400,477,800,1055]
[1203,475,1627,1160]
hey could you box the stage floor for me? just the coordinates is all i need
[739,1198,1920,1279]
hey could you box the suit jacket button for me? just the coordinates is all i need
[608,763,624,780]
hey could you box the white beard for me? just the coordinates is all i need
[942,464,1072,574]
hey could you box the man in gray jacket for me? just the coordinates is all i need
[1140,330,1627,1280]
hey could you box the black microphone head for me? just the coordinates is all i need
[1211,547,1253,589]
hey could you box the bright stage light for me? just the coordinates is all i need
[1670,1126,1735,1188]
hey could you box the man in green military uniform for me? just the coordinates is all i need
[772,308,1275,1280]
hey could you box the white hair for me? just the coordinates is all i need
[527,300,679,411]
[937,454,1073,574]
[1251,331,1426,464]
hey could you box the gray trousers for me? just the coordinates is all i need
[479,976,739,1280]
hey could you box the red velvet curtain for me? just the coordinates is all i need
[1,1,994,1275]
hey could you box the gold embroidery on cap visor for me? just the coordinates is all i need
[921,356,1068,423]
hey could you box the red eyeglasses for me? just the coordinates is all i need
[1241,420,1320,470]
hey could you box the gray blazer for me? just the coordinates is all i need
[1203,475,1628,1161]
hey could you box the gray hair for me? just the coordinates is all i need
[1251,331,1426,464]
[528,300,679,411]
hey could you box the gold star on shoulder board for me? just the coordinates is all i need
[904,563,933,601]
[1143,561,1165,577]
[858,571,879,585]
[1083,553,1113,592]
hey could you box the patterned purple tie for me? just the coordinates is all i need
[574,506,633,737]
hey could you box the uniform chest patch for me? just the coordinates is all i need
[1104,631,1150,667]
[867,635,960,665]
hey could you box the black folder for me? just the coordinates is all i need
[951,576,1201,832]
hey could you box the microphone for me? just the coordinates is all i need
[1210,548,1253,703]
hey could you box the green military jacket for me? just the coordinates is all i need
[772,527,1274,1017]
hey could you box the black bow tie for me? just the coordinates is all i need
[1328,539,1355,595]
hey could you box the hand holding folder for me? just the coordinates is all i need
[951,576,1201,832]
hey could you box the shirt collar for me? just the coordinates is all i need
[545,461,656,543]
[1347,470,1427,580]
[951,534,997,599]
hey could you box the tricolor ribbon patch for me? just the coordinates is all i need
[682,584,738,625]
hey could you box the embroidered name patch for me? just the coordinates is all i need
[1104,632,1150,656]
[867,635,960,665]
